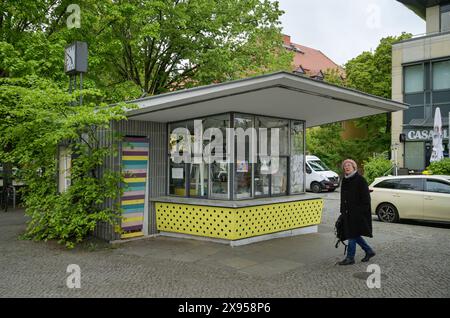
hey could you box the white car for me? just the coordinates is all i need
[369,175,450,223]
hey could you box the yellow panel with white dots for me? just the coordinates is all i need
[155,199,323,241]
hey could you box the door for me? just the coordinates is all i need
[374,178,424,219]
[120,137,149,239]
[405,142,425,171]
[393,178,425,219]
[424,178,450,222]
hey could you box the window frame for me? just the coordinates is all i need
[425,178,450,194]
[290,120,305,194]
[167,112,305,200]
[374,178,424,191]
[403,63,425,94]
[396,178,425,191]
[440,4,450,33]
[431,59,450,92]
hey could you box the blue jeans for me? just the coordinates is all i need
[347,236,373,260]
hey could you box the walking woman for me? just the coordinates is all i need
[339,159,376,265]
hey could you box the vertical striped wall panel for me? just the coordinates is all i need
[93,119,167,241]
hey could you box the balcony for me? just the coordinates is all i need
[394,29,450,45]
[396,0,449,19]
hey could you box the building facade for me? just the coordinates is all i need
[392,0,450,171]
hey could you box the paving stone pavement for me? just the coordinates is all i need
[0,191,449,298]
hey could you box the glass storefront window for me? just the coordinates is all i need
[190,163,208,197]
[404,64,424,93]
[254,159,270,196]
[256,116,289,156]
[168,121,191,196]
[167,113,305,200]
[210,162,229,199]
[204,115,230,163]
[205,114,230,199]
[234,114,254,199]
[433,60,450,90]
[290,121,304,194]
[169,161,186,196]
[271,157,288,195]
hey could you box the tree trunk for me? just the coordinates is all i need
[386,112,392,160]
[2,164,12,212]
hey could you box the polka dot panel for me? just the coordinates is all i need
[155,199,323,240]
[155,204,237,239]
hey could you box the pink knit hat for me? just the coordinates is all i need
[342,159,358,171]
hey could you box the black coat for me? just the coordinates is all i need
[340,172,373,239]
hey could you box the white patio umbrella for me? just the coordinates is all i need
[430,107,444,163]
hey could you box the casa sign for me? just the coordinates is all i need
[405,128,449,141]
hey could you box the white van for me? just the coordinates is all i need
[305,155,340,193]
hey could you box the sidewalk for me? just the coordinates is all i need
[1,192,449,297]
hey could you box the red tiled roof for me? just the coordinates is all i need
[283,34,344,78]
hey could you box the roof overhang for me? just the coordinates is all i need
[125,72,408,128]
[396,0,450,19]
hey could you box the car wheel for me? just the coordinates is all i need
[311,182,321,193]
[376,203,399,223]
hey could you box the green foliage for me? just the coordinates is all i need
[306,124,344,172]
[0,76,130,248]
[0,0,291,247]
[363,153,393,185]
[426,159,450,175]
[343,33,412,152]
[309,34,413,170]
[1,0,292,102]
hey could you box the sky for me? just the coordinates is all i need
[276,0,426,66]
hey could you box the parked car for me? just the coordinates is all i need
[369,175,450,223]
[305,155,340,193]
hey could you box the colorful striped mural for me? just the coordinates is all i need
[120,137,149,239]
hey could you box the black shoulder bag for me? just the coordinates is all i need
[334,214,348,255]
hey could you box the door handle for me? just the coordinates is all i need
[424,196,433,200]
[392,194,400,197]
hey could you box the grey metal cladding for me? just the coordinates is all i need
[93,119,167,241]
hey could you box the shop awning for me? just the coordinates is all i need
[126,72,408,127]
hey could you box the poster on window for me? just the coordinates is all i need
[172,168,184,179]
[236,160,249,172]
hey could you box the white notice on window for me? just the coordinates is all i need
[172,168,184,179]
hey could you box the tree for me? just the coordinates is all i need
[308,33,412,171]
[343,33,412,153]
[51,0,293,99]
[0,76,130,247]
[0,0,292,244]
[1,0,292,101]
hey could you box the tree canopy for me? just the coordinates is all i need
[308,33,412,172]
[0,0,292,245]
[1,0,292,102]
